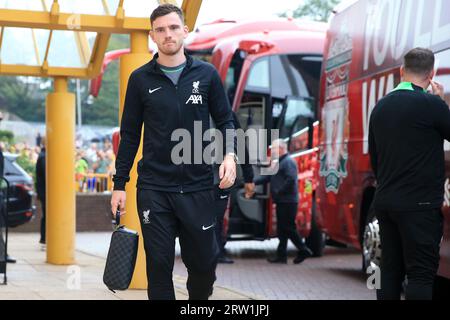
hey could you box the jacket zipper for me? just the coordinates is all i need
[177,66,191,194]
[175,83,184,194]
[157,65,189,194]
[151,60,191,194]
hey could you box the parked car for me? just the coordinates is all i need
[1,152,36,228]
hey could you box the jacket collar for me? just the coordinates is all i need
[279,153,289,162]
[392,82,427,93]
[147,50,194,74]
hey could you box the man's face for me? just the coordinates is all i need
[150,12,188,56]
[271,141,281,160]
[271,140,288,160]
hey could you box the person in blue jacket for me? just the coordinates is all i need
[248,139,312,264]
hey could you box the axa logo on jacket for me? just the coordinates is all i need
[186,81,203,105]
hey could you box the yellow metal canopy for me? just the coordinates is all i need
[0,0,202,78]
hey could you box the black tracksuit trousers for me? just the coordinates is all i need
[137,189,220,300]
[214,197,229,257]
[276,202,308,258]
[376,209,443,300]
[39,198,46,244]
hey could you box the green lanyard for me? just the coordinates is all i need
[391,82,427,93]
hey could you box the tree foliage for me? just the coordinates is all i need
[79,34,129,126]
[281,0,341,22]
[0,34,130,126]
[0,130,14,144]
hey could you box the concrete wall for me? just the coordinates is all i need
[12,193,113,233]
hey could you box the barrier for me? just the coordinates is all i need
[76,173,113,193]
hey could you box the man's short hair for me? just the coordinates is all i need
[272,139,287,150]
[403,48,435,76]
[150,4,184,27]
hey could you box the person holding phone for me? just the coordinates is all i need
[369,47,449,300]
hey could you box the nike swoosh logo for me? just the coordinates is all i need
[220,195,228,199]
[149,87,162,94]
[202,224,215,231]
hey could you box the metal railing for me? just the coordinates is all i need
[76,173,113,193]
[0,177,10,285]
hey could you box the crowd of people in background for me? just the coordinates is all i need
[0,134,116,193]
[0,141,39,162]
[75,139,116,192]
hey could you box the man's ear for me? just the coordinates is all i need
[400,66,405,78]
[149,30,155,42]
[429,69,436,80]
[184,25,189,37]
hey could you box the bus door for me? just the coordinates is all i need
[229,89,273,240]
[224,52,273,239]
[228,54,322,240]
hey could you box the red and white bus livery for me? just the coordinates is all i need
[316,0,450,287]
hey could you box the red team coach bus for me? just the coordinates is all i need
[315,0,450,287]
[187,19,328,255]
[99,1,450,298]
[107,6,449,289]
[105,19,328,255]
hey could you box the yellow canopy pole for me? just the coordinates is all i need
[119,31,152,289]
[46,77,76,265]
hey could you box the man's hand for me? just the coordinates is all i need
[244,182,255,199]
[430,80,445,100]
[219,155,236,189]
[111,190,126,217]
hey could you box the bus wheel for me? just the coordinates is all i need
[306,202,326,257]
[362,212,382,272]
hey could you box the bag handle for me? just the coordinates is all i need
[115,207,121,228]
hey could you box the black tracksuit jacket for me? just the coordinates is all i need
[36,148,46,201]
[369,83,450,211]
[113,53,235,193]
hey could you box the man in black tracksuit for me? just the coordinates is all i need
[111,5,236,300]
[251,139,312,264]
[0,128,6,263]
[369,48,449,300]
[214,112,254,264]
[36,139,46,247]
